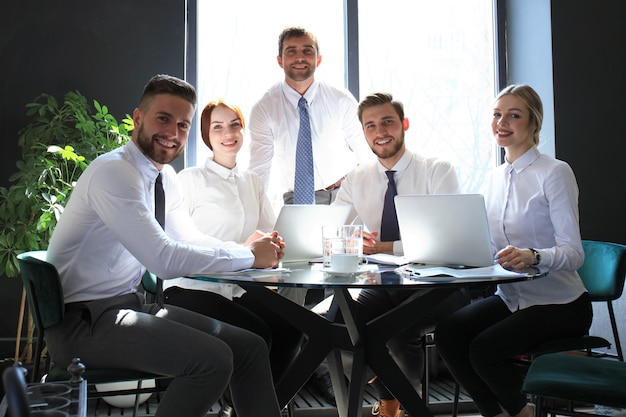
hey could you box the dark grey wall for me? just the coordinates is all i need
[0,0,187,358]
[550,0,626,245]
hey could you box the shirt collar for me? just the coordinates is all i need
[126,141,161,183]
[376,149,412,173]
[508,146,540,174]
[281,79,320,108]
[204,157,238,180]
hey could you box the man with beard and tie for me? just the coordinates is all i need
[332,92,470,417]
[248,27,375,403]
[248,26,373,206]
[45,74,284,417]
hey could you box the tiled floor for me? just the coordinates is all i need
[86,375,478,417]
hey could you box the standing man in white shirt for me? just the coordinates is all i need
[248,26,373,205]
[333,92,470,417]
[45,74,284,417]
[248,25,372,405]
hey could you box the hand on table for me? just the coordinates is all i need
[249,230,285,268]
[362,231,395,255]
[495,245,535,269]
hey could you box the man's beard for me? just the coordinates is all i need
[373,132,404,160]
[285,65,314,82]
[136,124,183,165]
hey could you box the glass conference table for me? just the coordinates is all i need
[192,262,547,417]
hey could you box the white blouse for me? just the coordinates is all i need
[163,158,276,299]
[485,147,587,311]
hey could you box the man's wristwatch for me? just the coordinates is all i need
[529,248,541,265]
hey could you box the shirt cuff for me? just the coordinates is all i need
[227,247,255,270]
[393,240,404,256]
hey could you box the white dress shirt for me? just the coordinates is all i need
[164,158,276,299]
[485,146,587,311]
[333,150,461,255]
[47,141,254,304]
[248,79,375,194]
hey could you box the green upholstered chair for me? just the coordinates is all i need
[17,251,166,417]
[451,240,626,416]
[141,270,158,303]
[524,240,626,361]
[522,353,626,416]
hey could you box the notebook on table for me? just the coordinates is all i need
[394,194,522,279]
[273,204,352,263]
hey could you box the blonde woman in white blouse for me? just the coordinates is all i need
[435,85,592,417]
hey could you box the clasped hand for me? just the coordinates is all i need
[363,231,394,255]
[247,230,285,269]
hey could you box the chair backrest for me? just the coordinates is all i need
[17,250,65,330]
[141,270,157,295]
[578,240,626,301]
[2,366,32,417]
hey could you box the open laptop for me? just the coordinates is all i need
[274,204,352,263]
[395,194,495,268]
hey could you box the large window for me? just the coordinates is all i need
[357,0,496,193]
[196,0,496,204]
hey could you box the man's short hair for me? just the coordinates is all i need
[278,26,320,56]
[139,74,197,111]
[357,92,405,124]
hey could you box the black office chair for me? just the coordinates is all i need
[17,250,167,417]
[450,240,626,416]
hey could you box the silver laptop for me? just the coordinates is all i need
[395,194,495,267]
[274,204,352,263]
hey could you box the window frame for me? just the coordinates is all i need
[186,0,521,169]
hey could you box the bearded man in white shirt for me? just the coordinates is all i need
[45,74,284,417]
[333,92,470,417]
[248,26,374,403]
[248,26,374,206]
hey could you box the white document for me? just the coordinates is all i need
[365,253,409,266]
[400,263,531,278]
[189,267,290,278]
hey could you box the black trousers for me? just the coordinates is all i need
[338,287,471,400]
[164,286,303,383]
[46,293,281,417]
[435,293,592,417]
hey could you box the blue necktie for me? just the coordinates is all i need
[154,173,165,306]
[380,170,400,241]
[293,97,315,204]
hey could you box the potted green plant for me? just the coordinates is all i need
[0,91,132,365]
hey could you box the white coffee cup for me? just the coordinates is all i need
[331,253,362,272]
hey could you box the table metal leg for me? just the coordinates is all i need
[334,287,457,417]
[240,285,352,408]
[242,283,457,417]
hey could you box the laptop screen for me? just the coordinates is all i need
[273,204,352,263]
[395,194,495,267]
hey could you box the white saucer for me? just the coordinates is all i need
[320,265,373,277]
